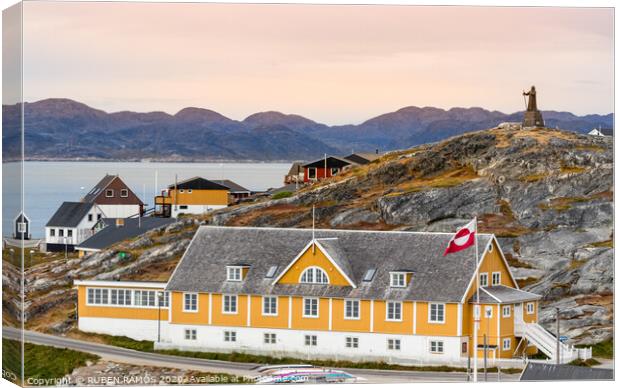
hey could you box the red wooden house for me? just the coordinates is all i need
[302,156,355,183]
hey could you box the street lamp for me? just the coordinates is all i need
[157,291,164,343]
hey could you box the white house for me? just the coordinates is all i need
[82,175,144,218]
[45,202,104,252]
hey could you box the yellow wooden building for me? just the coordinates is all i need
[154,177,230,217]
[74,226,582,365]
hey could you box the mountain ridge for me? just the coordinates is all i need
[2,98,613,161]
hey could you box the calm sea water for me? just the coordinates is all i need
[2,161,290,238]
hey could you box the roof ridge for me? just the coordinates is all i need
[196,225,495,237]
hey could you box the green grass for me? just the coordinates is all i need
[271,191,293,199]
[578,339,613,359]
[2,339,99,385]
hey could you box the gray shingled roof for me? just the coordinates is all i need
[520,362,613,381]
[82,175,117,203]
[76,217,175,251]
[166,226,495,302]
[212,180,250,193]
[46,202,95,227]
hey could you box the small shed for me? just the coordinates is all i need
[14,212,30,240]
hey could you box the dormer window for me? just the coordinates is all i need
[300,267,329,284]
[390,272,407,288]
[226,266,248,282]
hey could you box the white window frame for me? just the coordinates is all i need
[492,272,501,286]
[184,328,197,340]
[299,266,329,284]
[120,189,129,198]
[479,273,488,287]
[308,167,317,180]
[387,338,401,351]
[502,338,511,351]
[224,331,237,342]
[223,294,238,314]
[527,302,535,314]
[183,292,198,312]
[304,334,317,346]
[429,303,445,324]
[345,337,359,349]
[344,299,361,320]
[17,222,26,233]
[390,272,406,288]
[502,305,511,318]
[262,296,278,316]
[484,306,493,318]
[227,266,242,282]
[303,297,319,318]
[386,301,402,321]
[330,167,340,176]
[86,288,110,306]
[188,189,193,193]
[105,189,114,197]
[430,340,444,354]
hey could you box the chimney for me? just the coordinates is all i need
[115,218,125,228]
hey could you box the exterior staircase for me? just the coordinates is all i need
[516,322,592,363]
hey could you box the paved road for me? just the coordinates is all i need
[3,327,519,383]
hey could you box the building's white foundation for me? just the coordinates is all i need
[171,205,227,218]
[78,317,170,342]
[155,324,469,366]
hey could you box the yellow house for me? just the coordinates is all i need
[75,226,583,366]
[154,177,230,218]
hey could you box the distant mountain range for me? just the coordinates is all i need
[2,98,613,161]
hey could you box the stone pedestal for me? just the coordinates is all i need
[522,110,545,128]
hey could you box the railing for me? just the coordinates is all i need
[520,323,592,362]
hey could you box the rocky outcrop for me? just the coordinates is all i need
[208,128,613,344]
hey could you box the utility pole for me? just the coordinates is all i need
[556,307,561,364]
[483,334,488,382]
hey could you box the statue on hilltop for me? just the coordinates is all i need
[522,86,545,128]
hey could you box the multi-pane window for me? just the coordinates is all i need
[430,340,444,353]
[429,303,445,323]
[223,295,238,313]
[184,293,198,311]
[87,288,109,305]
[502,305,511,318]
[263,296,278,316]
[386,301,402,321]
[492,272,501,286]
[159,292,170,307]
[120,189,129,197]
[227,267,242,281]
[106,189,114,197]
[390,272,406,287]
[224,331,237,342]
[502,338,511,350]
[479,273,488,287]
[345,300,360,319]
[264,333,276,344]
[303,298,319,317]
[300,267,329,284]
[484,306,493,318]
[110,289,131,306]
[527,302,535,314]
[67,230,73,237]
[59,229,64,237]
[304,335,317,346]
[345,337,359,348]
[50,229,55,237]
[387,339,401,350]
[184,329,197,340]
[134,290,156,307]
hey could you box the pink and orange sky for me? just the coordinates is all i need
[14,2,615,124]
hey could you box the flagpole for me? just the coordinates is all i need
[473,217,479,383]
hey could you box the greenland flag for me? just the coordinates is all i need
[443,218,477,256]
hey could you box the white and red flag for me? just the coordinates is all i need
[443,218,477,256]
